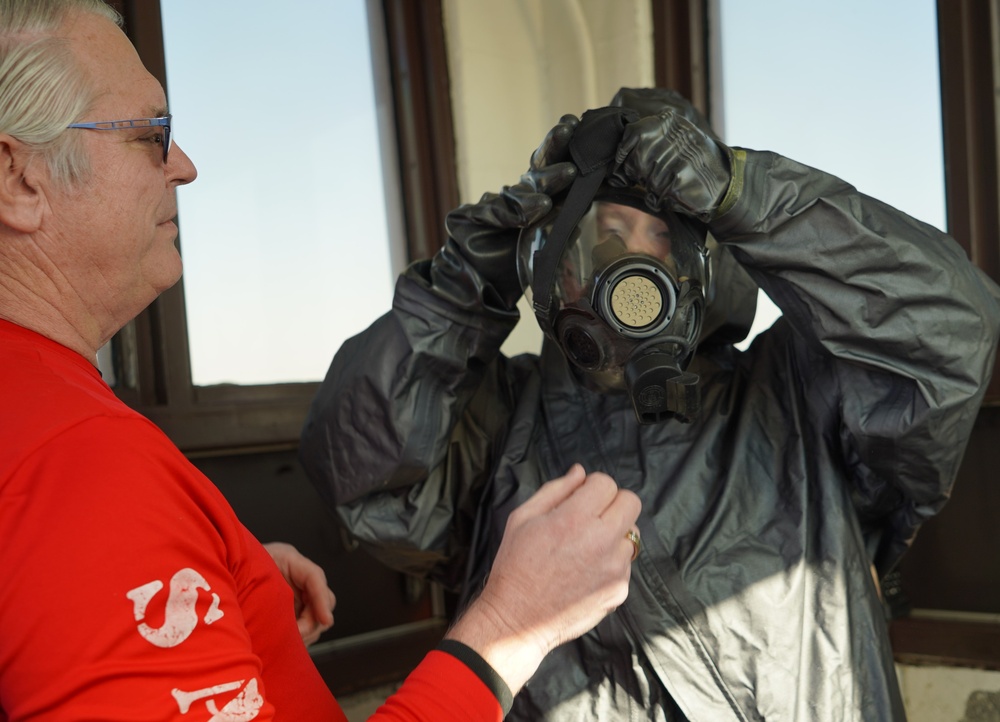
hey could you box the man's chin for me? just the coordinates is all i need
[158,267,184,295]
[148,256,184,298]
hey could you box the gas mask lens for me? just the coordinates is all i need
[519,194,710,423]
[520,198,704,346]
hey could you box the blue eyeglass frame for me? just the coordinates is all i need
[66,114,172,163]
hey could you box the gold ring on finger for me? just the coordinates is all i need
[625,529,640,562]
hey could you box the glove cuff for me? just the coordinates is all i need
[714,147,746,219]
[430,238,525,315]
[709,149,779,237]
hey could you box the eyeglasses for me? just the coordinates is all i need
[66,115,172,163]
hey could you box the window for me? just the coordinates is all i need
[105,0,457,453]
[715,0,944,346]
[160,1,398,387]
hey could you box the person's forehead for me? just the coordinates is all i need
[598,203,667,229]
[60,8,166,117]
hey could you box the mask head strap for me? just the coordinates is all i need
[531,107,639,336]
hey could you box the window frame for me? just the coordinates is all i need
[936,0,1000,404]
[892,0,1000,669]
[108,0,458,455]
[117,0,999,453]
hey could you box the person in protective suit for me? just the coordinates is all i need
[299,88,1000,720]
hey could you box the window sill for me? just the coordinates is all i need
[891,615,1000,670]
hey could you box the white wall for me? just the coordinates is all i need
[443,0,654,355]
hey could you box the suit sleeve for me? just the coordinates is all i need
[299,251,526,588]
[710,148,1000,572]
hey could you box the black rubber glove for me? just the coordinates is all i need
[442,115,580,310]
[610,87,722,140]
[609,107,733,223]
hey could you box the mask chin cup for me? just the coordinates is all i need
[624,352,700,424]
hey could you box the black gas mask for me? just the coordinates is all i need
[517,107,711,424]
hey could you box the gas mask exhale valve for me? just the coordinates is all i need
[517,107,710,423]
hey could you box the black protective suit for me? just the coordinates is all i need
[300,95,1000,720]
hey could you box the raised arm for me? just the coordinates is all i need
[610,92,1000,571]
[299,119,579,583]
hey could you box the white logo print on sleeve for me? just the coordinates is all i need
[126,568,225,648]
[172,679,264,721]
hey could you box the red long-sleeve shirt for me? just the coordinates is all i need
[0,319,503,721]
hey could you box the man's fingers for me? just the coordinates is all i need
[305,584,335,629]
[513,467,642,567]
[513,463,587,518]
[555,474,641,562]
[553,470,625,520]
[298,609,323,646]
[529,469,641,528]
[599,487,642,531]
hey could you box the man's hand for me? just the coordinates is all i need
[446,464,641,693]
[263,542,336,646]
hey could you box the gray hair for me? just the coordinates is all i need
[0,0,123,185]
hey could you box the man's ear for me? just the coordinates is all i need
[0,135,45,233]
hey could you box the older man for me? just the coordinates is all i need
[0,1,641,720]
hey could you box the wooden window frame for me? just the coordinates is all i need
[108,0,457,456]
